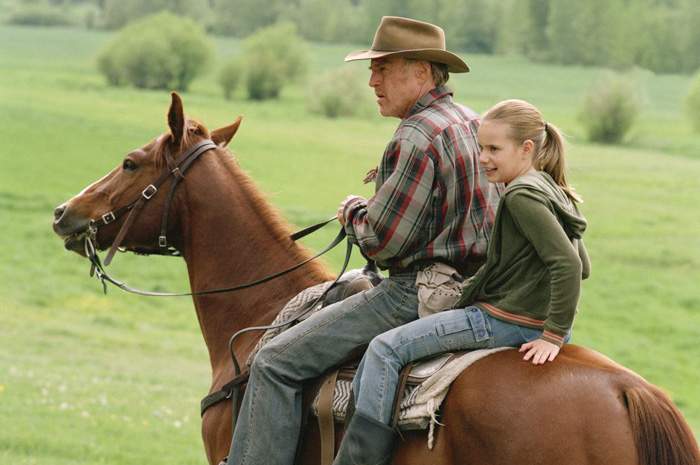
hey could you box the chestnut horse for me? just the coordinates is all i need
[53,94,699,465]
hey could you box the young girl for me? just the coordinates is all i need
[333,99,591,465]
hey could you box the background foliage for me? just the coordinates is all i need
[4,0,700,74]
[0,1,699,463]
[579,73,640,144]
[97,11,212,91]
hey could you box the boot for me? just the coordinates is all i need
[333,411,397,465]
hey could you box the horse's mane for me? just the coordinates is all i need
[153,118,333,283]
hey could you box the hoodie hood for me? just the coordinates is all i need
[505,171,587,239]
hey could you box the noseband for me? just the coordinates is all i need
[87,139,218,266]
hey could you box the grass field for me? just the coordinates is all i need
[0,25,698,464]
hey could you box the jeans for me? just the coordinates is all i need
[226,272,419,465]
[352,306,569,424]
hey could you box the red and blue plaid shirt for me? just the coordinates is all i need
[343,86,500,271]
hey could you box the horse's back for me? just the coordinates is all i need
[393,345,640,465]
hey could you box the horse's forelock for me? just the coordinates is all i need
[151,119,210,170]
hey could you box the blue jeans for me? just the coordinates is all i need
[227,272,419,465]
[352,306,569,424]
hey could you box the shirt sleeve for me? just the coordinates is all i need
[505,192,583,346]
[343,139,435,262]
[577,238,591,280]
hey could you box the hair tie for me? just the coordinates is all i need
[544,122,549,131]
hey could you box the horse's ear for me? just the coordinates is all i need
[211,116,243,147]
[168,92,185,144]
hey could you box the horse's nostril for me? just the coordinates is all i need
[54,204,67,221]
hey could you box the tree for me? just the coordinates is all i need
[101,0,210,30]
[211,0,284,36]
[239,22,309,100]
[579,73,640,144]
[685,71,700,132]
[97,11,213,91]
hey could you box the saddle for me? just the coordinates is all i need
[249,267,509,465]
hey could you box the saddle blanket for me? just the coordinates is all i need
[311,346,510,448]
[247,279,512,447]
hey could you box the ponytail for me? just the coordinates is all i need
[537,122,581,203]
[483,99,582,203]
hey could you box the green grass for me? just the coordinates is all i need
[0,25,698,464]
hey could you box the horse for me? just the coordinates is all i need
[53,93,700,465]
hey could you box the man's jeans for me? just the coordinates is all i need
[352,306,570,424]
[227,272,418,465]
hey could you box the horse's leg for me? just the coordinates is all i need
[202,401,234,465]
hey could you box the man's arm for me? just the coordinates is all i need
[342,139,435,263]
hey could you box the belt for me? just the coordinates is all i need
[388,257,485,278]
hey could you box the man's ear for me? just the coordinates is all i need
[168,92,185,145]
[211,116,243,147]
[414,60,433,85]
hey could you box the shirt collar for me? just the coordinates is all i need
[405,85,453,118]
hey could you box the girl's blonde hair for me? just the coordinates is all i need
[483,99,581,203]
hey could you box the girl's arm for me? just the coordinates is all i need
[505,192,584,361]
[578,238,591,279]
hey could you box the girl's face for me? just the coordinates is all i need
[477,120,535,185]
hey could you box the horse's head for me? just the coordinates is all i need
[53,92,242,258]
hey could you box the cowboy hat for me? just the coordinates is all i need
[344,16,469,73]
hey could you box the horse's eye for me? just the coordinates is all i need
[122,159,137,171]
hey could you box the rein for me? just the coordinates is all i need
[84,217,345,297]
[80,137,359,449]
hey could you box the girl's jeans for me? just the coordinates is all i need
[352,305,570,424]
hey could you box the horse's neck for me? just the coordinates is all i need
[179,152,333,375]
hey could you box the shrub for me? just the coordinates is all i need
[307,67,371,118]
[218,59,244,100]
[100,0,212,30]
[685,71,700,132]
[97,12,212,91]
[240,22,308,100]
[8,5,75,27]
[579,74,640,144]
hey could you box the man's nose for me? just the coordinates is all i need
[368,71,379,87]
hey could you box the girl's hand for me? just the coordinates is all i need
[519,338,560,365]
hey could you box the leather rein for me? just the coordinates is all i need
[81,138,348,298]
[80,137,357,445]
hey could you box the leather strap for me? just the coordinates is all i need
[318,370,339,465]
[391,362,415,430]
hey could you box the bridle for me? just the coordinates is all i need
[80,137,352,299]
[86,138,219,267]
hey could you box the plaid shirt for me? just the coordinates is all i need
[343,86,500,271]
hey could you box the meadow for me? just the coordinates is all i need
[0,24,698,464]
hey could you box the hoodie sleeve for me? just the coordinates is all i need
[577,239,591,280]
[505,192,583,346]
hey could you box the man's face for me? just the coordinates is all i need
[369,56,425,118]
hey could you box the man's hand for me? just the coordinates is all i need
[519,338,560,365]
[337,195,361,225]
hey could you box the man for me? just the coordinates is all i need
[225,16,498,465]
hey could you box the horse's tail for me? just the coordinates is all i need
[624,384,700,465]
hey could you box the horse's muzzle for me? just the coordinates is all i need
[53,203,90,255]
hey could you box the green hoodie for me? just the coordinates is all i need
[456,171,590,346]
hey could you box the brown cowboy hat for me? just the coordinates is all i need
[344,16,469,73]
